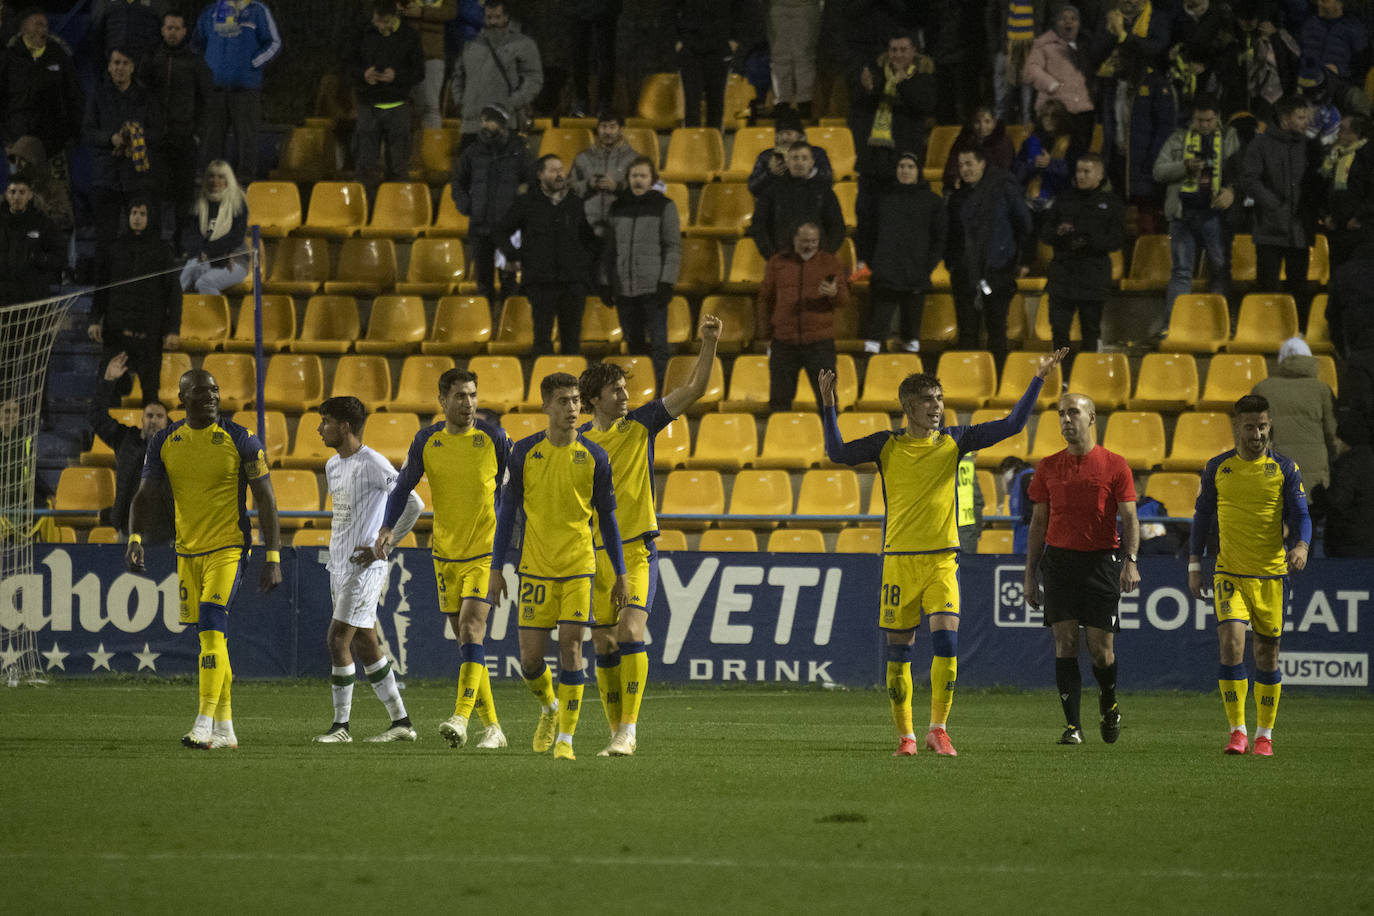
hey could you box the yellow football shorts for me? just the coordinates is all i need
[1214,572,1285,639]
[878,551,960,631]
[592,537,656,627]
[517,575,593,629]
[176,547,246,625]
[434,555,493,614]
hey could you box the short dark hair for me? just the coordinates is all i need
[898,372,943,407]
[787,140,813,155]
[626,154,658,183]
[1077,151,1105,170]
[162,11,185,25]
[536,153,562,174]
[540,372,580,403]
[319,395,369,435]
[1233,394,1270,417]
[438,367,477,398]
[579,361,628,408]
[597,112,625,126]
[1275,94,1309,121]
[6,174,31,189]
[128,196,151,212]
[143,398,169,413]
[958,146,987,164]
[108,47,134,64]
[1192,94,1222,115]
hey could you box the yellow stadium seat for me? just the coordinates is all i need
[921,293,959,345]
[1162,411,1235,470]
[426,185,469,238]
[720,354,770,413]
[423,296,491,356]
[832,303,866,353]
[179,294,231,352]
[686,182,753,239]
[628,72,686,130]
[265,468,321,528]
[323,238,397,296]
[1144,471,1200,518]
[769,528,827,552]
[282,411,332,470]
[234,409,288,466]
[1067,353,1131,410]
[260,353,325,412]
[355,295,426,355]
[937,351,997,410]
[922,125,960,183]
[656,528,688,551]
[603,355,656,407]
[756,412,825,469]
[270,126,337,183]
[659,469,724,529]
[833,180,858,232]
[1129,353,1199,411]
[978,528,1014,554]
[87,526,120,544]
[580,297,623,356]
[1306,233,1330,284]
[835,411,893,440]
[390,355,453,413]
[700,528,760,551]
[292,528,331,547]
[226,294,296,353]
[1030,296,1081,349]
[465,355,525,413]
[1315,354,1338,395]
[124,351,193,407]
[834,526,883,553]
[1102,410,1166,470]
[396,237,465,296]
[792,353,857,411]
[299,180,367,237]
[654,414,692,470]
[978,468,1003,514]
[488,295,534,355]
[331,354,392,404]
[687,412,758,470]
[1228,293,1298,353]
[1006,293,1029,343]
[721,237,767,294]
[200,352,256,411]
[622,126,660,162]
[990,351,1061,409]
[809,125,857,179]
[1306,294,1334,354]
[245,181,302,237]
[857,353,923,412]
[1119,234,1171,291]
[928,259,951,291]
[294,295,359,354]
[676,238,724,296]
[970,408,1029,468]
[721,72,758,130]
[663,355,724,414]
[723,469,792,529]
[1198,354,1267,410]
[263,236,331,296]
[794,468,860,528]
[1160,294,1229,353]
[1005,124,1030,154]
[410,126,458,183]
[667,295,693,351]
[501,411,548,441]
[662,182,691,225]
[521,355,588,410]
[1027,407,1066,462]
[1231,233,1257,285]
[54,467,115,522]
[537,127,594,165]
[718,126,774,181]
[364,412,421,466]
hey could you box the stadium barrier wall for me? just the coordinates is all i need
[4,546,1371,692]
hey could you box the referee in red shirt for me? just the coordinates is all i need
[1024,393,1141,745]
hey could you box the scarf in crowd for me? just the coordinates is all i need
[1097,2,1153,79]
[124,121,150,174]
[1322,137,1368,189]
[197,194,238,242]
[1180,129,1222,200]
[868,63,915,147]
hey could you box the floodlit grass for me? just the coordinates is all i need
[2,681,1370,914]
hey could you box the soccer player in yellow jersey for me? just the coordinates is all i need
[490,372,627,761]
[125,369,282,749]
[820,349,1066,757]
[376,368,512,750]
[1190,394,1310,758]
[579,313,722,757]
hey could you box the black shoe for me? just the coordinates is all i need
[1057,726,1083,745]
[1100,706,1121,744]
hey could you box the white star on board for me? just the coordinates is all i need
[41,643,68,671]
[133,643,160,672]
[88,644,114,671]
[0,645,21,671]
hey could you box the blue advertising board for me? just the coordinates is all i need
[3,546,1370,691]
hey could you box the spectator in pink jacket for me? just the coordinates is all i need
[1023,5,1096,162]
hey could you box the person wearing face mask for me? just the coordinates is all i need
[179,159,249,294]
[83,46,164,255]
[452,102,534,311]
[448,0,541,141]
[749,141,844,259]
[496,153,598,357]
[862,151,944,355]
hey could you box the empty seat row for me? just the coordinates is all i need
[1161,292,1337,355]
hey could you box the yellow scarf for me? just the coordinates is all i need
[1180,129,1222,199]
[1323,137,1367,189]
[868,64,914,147]
[1097,2,1153,78]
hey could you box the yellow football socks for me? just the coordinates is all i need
[1255,668,1281,731]
[455,661,484,719]
[523,662,557,709]
[1219,663,1249,731]
[619,642,648,726]
[929,630,958,728]
[885,643,915,736]
[557,673,585,738]
[595,650,622,731]
[474,666,498,727]
[197,630,229,718]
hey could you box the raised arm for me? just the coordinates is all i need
[661,314,721,417]
[957,348,1067,452]
[818,369,887,465]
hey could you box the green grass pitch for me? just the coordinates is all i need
[2,681,1371,914]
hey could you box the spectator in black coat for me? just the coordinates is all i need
[672,0,747,128]
[88,198,180,404]
[746,106,833,197]
[0,173,62,305]
[1319,114,1374,268]
[351,0,425,186]
[83,47,164,254]
[146,10,212,252]
[1320,413,1374,557]
[1041,153,1125,370]
[749,141,845,259]
[452,102,534,310]
[862,152,944,355]
[88,353,175,542]
[90,0,165,68]
[1328,237,1374,441]
[497,153,598,356]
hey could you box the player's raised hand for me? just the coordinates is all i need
[1036,348,1070,379]
[259,557,282,593]
[699,313,722,343]
[124,537,145,574]
[1287,542,1309,572]
[487,568,508,606]
[817,368,837,407]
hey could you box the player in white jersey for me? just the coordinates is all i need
[311,397,424,744]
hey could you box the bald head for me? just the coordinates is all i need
[1058,392,1097,453]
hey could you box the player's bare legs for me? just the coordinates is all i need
[315,620,412,743]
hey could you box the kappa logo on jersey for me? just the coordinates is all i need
[430,438,443,448]
[1221,466,1233,474]
[532,451,545,459]
[172,434,183,443]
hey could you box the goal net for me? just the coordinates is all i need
[1,293,78,685]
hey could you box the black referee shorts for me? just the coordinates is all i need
[1040,545,1123,632]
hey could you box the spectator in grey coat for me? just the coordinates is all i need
[1251,337,1337,489]
[601,155,682,384]
[452,103,534,309]
[448,1,542,143]
[569,113,639,239]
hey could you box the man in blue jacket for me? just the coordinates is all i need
[192,0,282,180]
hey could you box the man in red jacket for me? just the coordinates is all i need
[755,221,850,411]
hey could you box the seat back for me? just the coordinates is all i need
[1231,293,1298,353]
[794,468,861,524]
[303,180,368,231]
[261,352,325,408]
[726,469,794,520]
[995,351,1061,408]
[179,294,232,349]
[236,409,288,465]
[1067,352,1132,409]
[757,412,826,468]
[659,469,724,528]
[429,185,470,237]
[834,526,883,553]
[792,353,857,410]
[1164,411,1235,469]
[537,128,594,164]
[365,412,421,465]
[663,355,724,414]
[808,125,857,178]
[54,467,116,517]
[1200,354,1268,409]
[723,354,770,412]
[245,181,302,236]
[489,295,534,354]
[699,529,760,551]
[331,354,392,402]
[298,295,360,346]
[230,294,297,351]
[362,295,427,348]
[969,408,1029,468]
[725,237,767,291]
[501,411,549,441]
[768,528,827,552]
[654,414,692,470]
[677,238,723,294]
[200,352,257,410]
[690,412,758,469]
[693,182,753,233]
[426,296,491,354]
[699,294,754,352]
[1131,353,1199,409]
[1122,234,1170,289]
[465,355,525,413]
[936,351,998,409]
[274,127,335,182]
[1102,410,1166,470]
[603,355,656,406]
[333,238,398,287]
[1161,294,1229,352]
[723,127,774,178]
[367,182,433,235]
[1145,471,1200,517]
[858,353,924,412]
[408,238,466,286]
[267,236,332,286]
[633,73,686,128]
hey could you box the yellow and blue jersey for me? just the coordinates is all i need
[823,377,1042,553]
[579,399,674,546]
[384,419,510,562]
[142,417,268,556]
[493,431,625,579]
[1191,447,1311,578]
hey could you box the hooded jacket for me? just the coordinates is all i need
[448,21,542,126]
[92,228,180,333]
[0,32,83,154]
[749,172,845,259]
[870,179,945,293]
[948,165,1032,278]
[602,188,682,298]
[1042,180,1125,302]
[1023,27,1094,114]
[453,128,535,233]
[1242,125,1312,247]
[192,0,283,90]
[0,203,63,304]
[1251,353,1337,488]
